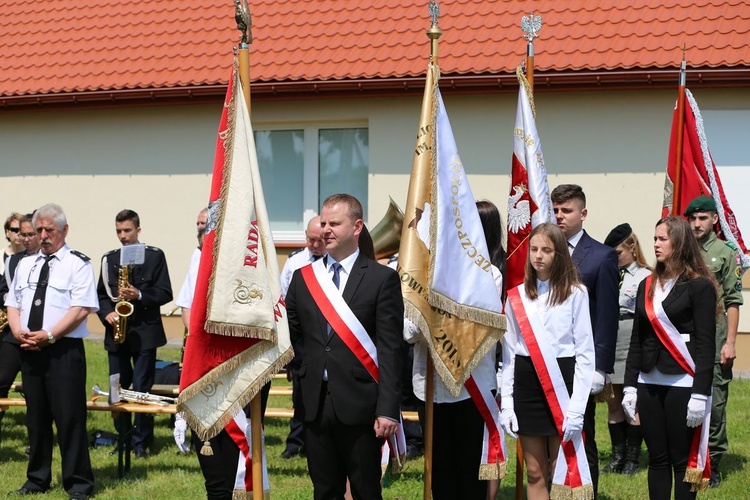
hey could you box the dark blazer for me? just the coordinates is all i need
[572,230,620,373]
[624,276,716,395]
[1,251,32,344]
[97,246,173,353]
[286,253,404,426]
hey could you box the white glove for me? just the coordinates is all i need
[686,394,708,428]
[173,412,190,453]
[590,370,606,395]
[562,411,584,442]
[621,386,638,422]
[500,407,519,439]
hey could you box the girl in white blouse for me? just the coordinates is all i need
[501,223,595,499]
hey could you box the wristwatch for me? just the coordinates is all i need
[46,331,56,344]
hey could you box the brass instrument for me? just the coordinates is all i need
[0,308,8,331]
[113,266,134,344]
[92,384,176,406]
[371,197,405,260]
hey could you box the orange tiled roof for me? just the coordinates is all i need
[2,0,749,103]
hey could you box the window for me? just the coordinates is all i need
[255,125,368,243]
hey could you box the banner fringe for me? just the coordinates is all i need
[478,461,507,481]
[205,321,277,342]
[550,483,572,500]
[684,467,707,491]
[179,345,294,442]
[428,289,507,331]
[200,441,214,456]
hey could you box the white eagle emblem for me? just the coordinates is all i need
[508,184,531,233]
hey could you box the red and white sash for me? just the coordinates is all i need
[465,375,507,480]
[225,412,269,498]
[300,258,407,470]
[644,276,712,491]
[507,287,593,499]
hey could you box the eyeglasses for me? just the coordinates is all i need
[7,227,20,233]
[20,232,36,239]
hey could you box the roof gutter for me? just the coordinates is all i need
[2,68,749,109]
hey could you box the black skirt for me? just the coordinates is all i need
[514,355,575,436]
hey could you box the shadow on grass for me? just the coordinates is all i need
[720,452,747,481]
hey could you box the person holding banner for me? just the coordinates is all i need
[501,223,595,500]
[623,216,716,499]
[601,223,650,476]
[286,193,403,500]
[406,200,505,499]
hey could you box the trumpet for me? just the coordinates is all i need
[113,266,134,344]
[92,384,176,406]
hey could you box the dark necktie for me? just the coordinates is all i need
[619,268,626,291]
[27,254,55,331]
[327,263,343,337]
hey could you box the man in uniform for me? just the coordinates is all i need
[684,195,744,488]
[286,194,403,499]
[279,216,326,459]
[4,203,97,499]
[551,184,619,496]
[196,207,208,233]
[97,209,173,458]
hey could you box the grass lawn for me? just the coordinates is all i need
[0,340,747,498]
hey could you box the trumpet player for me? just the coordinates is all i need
[97,209,172,459]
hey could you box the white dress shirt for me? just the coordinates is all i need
[5,244,99,339]
[567,229,585,255]
[175,247,201,309]
[501,281,595,416]
[280,247,322,298]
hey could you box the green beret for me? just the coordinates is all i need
[604,223,632,248]
[683,195,716,216]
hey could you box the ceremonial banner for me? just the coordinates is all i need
[662,88,750,270]
[397,61,505,396]
[178,60,293,443]
[506,66,554,289]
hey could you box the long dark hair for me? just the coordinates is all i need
[523,223,581,306]
[476,200,506,275]
[649,216,714,298]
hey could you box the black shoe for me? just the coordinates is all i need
[9,486,44,495]
[134,448,149,459]
[601,444,626,474]
[68,494,90,500]
[709,457,721,488]
[621,445,641,476]
[406,444,424,460]
[280,447,301,459]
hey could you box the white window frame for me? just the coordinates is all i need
[254,120,369,244]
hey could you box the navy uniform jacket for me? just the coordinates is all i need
[97,245,173,353]
[286,253,404,425]
[625,276,716,395]
[572,230,620,374]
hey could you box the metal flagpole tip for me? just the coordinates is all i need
[234,0,252,45]
[521,13,542,42]
[427,0,442,39]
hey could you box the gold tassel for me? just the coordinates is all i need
[594,383,614,403]
[201,440,214,456]
[478,463,498,481]
[497,460,508,480]
[571,483,594,500]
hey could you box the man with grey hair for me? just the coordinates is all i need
[4,203,97,499]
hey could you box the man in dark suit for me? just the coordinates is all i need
[551,184,619,496]
[97,209,172,458]
[286,194,404,500]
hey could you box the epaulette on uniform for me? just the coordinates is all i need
[725,240,739,252]
[288,248,305,257]
[103,248,118,257]
[145,245,162,252]
[70,250,91,262]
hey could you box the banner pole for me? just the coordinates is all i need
[672,49,687,215]
[234,2,262,495]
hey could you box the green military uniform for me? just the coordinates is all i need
[699,231,744,462]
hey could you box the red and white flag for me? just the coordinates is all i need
[662,88,750,270]
[178,60,293,449]
[226,412,270,498]
[506,66,554,290]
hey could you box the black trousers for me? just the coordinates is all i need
[193,383,271,500]
[20,338,94,496]
[285,365,305,452]
[305,383,382,500]
[108,348,156,450]
[0,337,22,398]
[583,395,599,497]
[432,397,487,500]
[638,384,696,500]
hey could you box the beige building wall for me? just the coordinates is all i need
[2,87,748,365]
